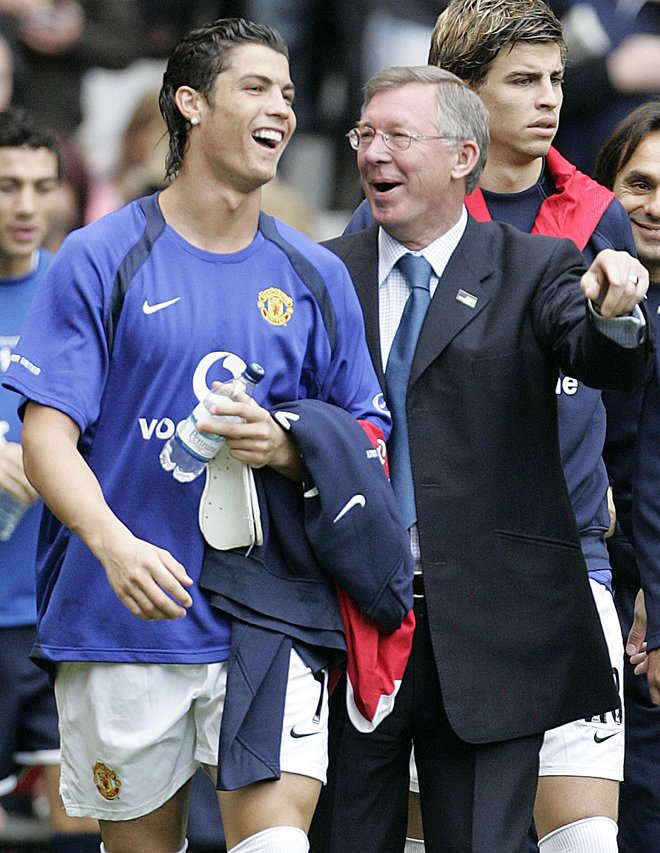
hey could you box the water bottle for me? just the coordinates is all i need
[160,362,265,483]
[0,423,27,542]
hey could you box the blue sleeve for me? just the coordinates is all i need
[586,197,637,262]
[602,385,641,544]
[343,199,376,235]
[2,233,112,434]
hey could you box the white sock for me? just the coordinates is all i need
[228,826,309,852]
[538,817,618,853]
[100,841,188,853]
[405,838,425,852]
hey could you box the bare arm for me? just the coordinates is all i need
[22,401,193,620]
[0,440,38,506]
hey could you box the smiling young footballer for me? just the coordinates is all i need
[1,18,403,853]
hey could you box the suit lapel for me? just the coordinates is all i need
[326,219,496,393]
[410,218,495,387]
[334,226,386,389]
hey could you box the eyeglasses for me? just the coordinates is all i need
[346,126,456,152]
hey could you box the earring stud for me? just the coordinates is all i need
[190,116,200,126]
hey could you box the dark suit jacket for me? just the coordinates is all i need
[323,217,652,744]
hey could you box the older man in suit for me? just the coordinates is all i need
[310,65,652,853]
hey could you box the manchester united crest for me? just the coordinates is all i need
[258,287,294,326]
[93,761,121,800]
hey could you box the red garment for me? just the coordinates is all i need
[466,147,615,250]
[336,589,415,732]
[330,419,415,732]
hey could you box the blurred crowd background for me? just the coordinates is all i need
[0,0,657,246]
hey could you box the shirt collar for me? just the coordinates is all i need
[378,206,468,287]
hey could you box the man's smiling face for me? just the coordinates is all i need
[357,82,465,248]
[614,130,660,281]
[195,43,296,193]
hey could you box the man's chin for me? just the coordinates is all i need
[368,196,400,226]
[528,137,554,159]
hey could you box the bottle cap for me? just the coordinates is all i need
[244,362,265,384]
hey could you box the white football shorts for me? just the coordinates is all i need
[55,650,328,821]
[538,579,624,780]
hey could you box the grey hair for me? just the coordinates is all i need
[361,65,489,193]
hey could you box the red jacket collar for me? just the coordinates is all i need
[465,147,615,251]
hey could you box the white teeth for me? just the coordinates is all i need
[253,129,283,143]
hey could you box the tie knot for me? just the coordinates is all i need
[397,253,432,293]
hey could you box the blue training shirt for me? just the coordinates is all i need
[3,193,390,666]
[0,249,50,628]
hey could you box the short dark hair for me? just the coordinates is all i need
[429,0,566,90]
[594,100,660,190]
[159,17,289,180]
[0,105,61,176]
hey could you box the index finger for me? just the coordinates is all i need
[580,268,602,303]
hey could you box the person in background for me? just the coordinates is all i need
[550,0,660,176]
[0,104,100,853]
[85,85,168,223]
[0,0,140,137]
[594,99,660,853]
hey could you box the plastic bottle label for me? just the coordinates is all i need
[176,404,223,461]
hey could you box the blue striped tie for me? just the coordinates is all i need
[385,253,433,528]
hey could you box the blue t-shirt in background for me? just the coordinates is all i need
[0,249,50,627]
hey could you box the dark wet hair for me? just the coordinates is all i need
[159,17,288,180]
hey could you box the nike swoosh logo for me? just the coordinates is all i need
[142,297,181,314]
[593,732,619,743]
[333,494,366,524]
[273,411,300,431]
[290,727,322,739]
